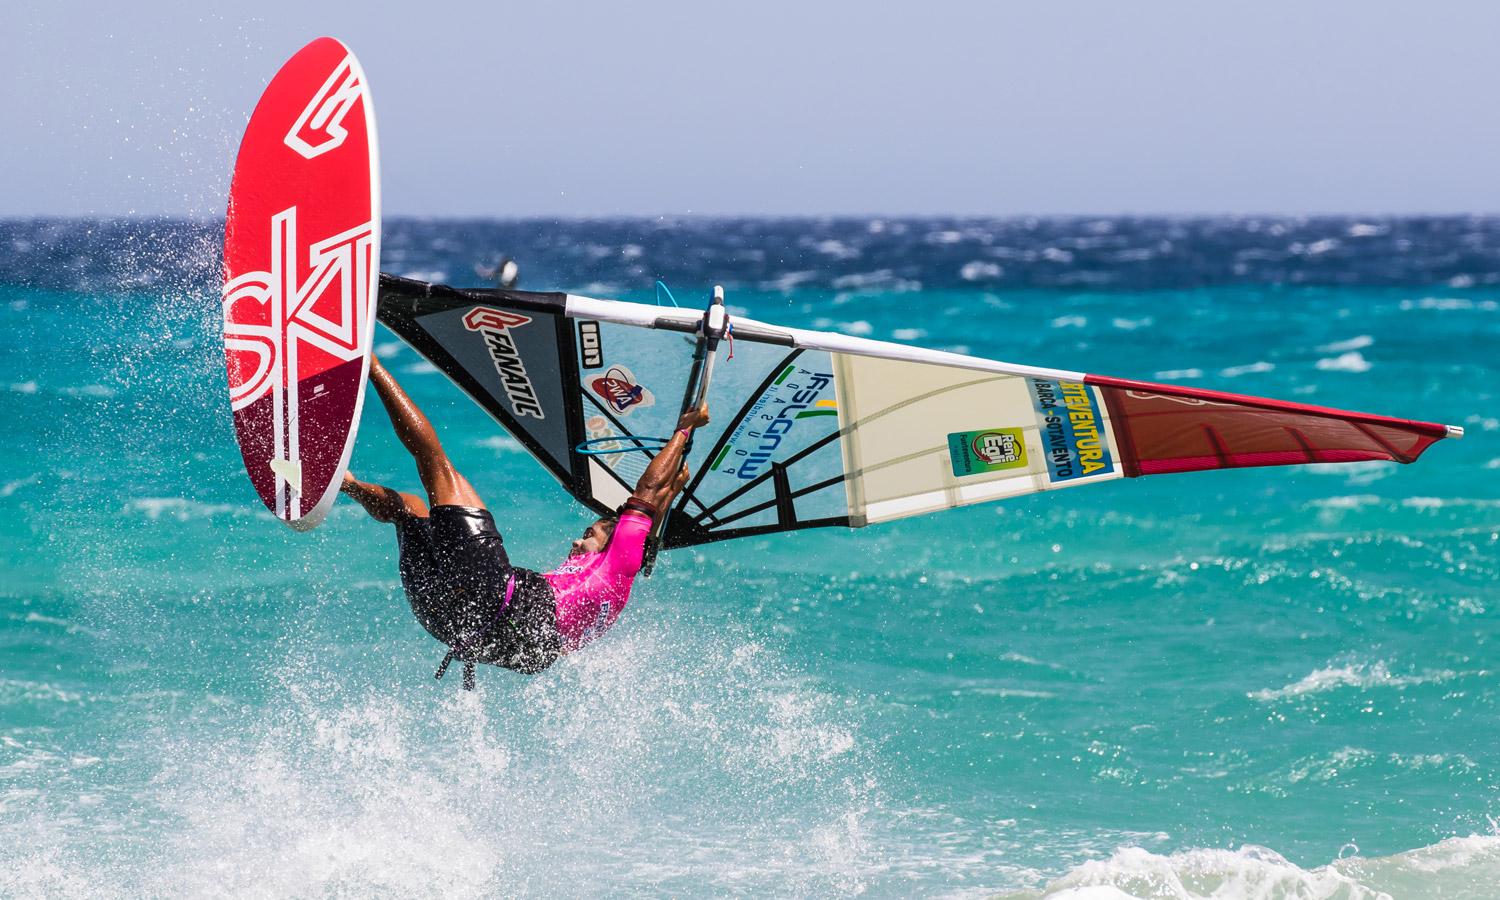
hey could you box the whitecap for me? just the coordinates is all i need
[960,261,1002,281]
[1042,247,1074,263]
[1218,361,1274,377]
[128,497,238,521]
[1250,660,1449,702]
[398,269,448,284]
[1051,315,1087,328]
[762,271,817,292]
[1315,351,1373,372]
[60,385,116,398]
[0,475,39,498]
[401,361,439,375]
[1302,461,1395,486]
[1317,335,1373,352]
[814,239,859,260]
[373,342,403,359]
[1111,317,1153,330]
[471,435,523,455]
[7,381,36,394]
[1400,296,1498,310]
[891,328,926,341]
[1153,368,1203,380]
[1347,223,1387,237]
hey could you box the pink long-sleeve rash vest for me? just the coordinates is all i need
[543,510,650,651]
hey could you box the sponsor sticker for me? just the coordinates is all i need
[589,365,654,416]
[947,427,1028,477]
[1027,378,1116,482]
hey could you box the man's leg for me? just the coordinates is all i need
[368,357,486,510]
[341,472,427,524]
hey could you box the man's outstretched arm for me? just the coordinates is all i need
[629,405,710,516]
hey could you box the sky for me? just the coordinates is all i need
[5,0,1500,218]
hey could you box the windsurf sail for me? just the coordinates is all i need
[377,274,1463,554]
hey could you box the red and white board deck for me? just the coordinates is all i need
[222,37,380,531]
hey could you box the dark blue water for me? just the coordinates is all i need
[2,217,1498,899]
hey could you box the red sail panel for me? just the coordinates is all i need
[1086,375,1453,478]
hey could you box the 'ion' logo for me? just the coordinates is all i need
[578,321,603,368]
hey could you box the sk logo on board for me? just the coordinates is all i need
[222,206,375,516]
[590,365,654,416]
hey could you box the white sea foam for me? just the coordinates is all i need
[1112,317,1153,330]
[1318,335,1374,353]
[762,270,818,292]
[398,269,448,284]
[59,384,116,398]
[127,497,238,521]
[961,260,1003,281]
[998,836,1500,900]
[471,435,524,454]
[0,474,39,498]
[1399,296,1499,311]
[814,239,859,259]
[1154,368,1203,380]
[1052,315,1087,328]
[374,341,404,359]
[401,361,439,375]
[1219,361,1274,377]
[1249,660,1451,702]
[8,381,38,393]
[26,627,880,898]
[1316,351,1373,372]
[891,327,927,341]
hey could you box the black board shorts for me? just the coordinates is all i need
[395,505,561,674]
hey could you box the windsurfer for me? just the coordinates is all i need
[340,356,708,687]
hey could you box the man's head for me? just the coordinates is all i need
[570,514,618,557]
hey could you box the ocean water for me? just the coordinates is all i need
[1,216,1498,899]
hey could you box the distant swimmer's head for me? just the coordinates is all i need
[570,514,618,557]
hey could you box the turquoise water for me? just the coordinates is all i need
[3,225,1500,898]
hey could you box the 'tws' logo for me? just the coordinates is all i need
[222,205,375,516]
[589,365,654,416]
[463,307,545,419]
[284,55,364,160]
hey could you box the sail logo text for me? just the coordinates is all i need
[463,307,545,418]
[714,368,835,481]
[1027,379,1116,482]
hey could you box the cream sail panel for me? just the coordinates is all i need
[836,353,1124,523]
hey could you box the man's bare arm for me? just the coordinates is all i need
[630,405,709,515]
